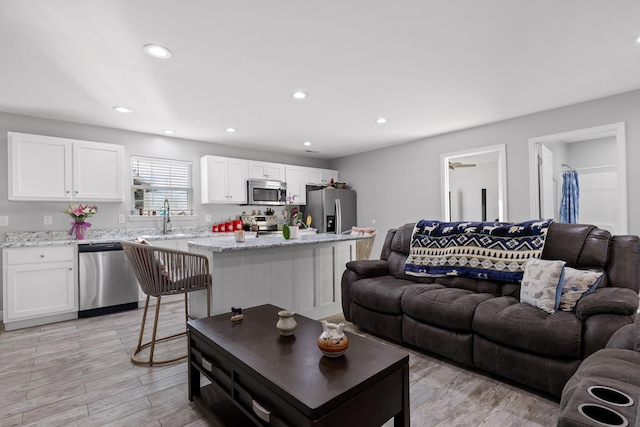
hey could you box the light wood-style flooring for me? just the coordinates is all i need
[0,302,560,426]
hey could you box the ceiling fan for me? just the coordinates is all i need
[449,161,476,170]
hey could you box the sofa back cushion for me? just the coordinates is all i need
[390,223,414,256]
[387,224,415,279]
[606,235,640,292]
[542,223,609,269]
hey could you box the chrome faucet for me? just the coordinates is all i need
[163,199,172,234]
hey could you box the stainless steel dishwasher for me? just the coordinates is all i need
[78,242,140,318]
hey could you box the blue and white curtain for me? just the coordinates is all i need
[560,171,579,223]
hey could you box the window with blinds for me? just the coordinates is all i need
[131,156,193,215]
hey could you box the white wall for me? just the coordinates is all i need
[0,111,331,241]
[332,89,640,259]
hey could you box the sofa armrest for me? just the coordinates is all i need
[345,260,389,278]
[576,287,639,320]
[606,324,634,350]
[341,260,389,321]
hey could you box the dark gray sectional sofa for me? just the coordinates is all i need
[559,317,640,426]
[341,222,640,397]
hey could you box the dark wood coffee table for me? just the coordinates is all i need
[187,304,410,426]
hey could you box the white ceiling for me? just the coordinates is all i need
[1,1,639,160]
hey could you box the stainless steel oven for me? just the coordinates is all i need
[247,179,287,205]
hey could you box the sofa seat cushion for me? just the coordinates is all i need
[401,285,494,332]
[349,276,418,314]
[473,296,583,359]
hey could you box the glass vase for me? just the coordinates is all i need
[74,221,86,240]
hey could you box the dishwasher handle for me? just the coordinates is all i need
[78,242,123,253]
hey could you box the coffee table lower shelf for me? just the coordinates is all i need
[191,381,260,427]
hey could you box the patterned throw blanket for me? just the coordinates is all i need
[403,219,554,282]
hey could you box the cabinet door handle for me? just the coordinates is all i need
[66,190,70,194]
[40,254,45,258]
[75,191,79,194]
[252,400,271,422]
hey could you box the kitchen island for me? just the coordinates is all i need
[188,233,369,320]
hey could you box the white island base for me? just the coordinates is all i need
[188,234,360,320]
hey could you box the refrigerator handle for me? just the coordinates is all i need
[336,198,341,234]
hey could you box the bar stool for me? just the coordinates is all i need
[342,227,377,260]
[122,241,211,366]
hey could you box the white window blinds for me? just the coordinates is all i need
[131,156,193,214]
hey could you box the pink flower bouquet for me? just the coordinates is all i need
[63,204,98,240]
[64,203,98,221]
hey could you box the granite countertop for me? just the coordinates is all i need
[189,232,370,253]
[1,226,329,249]
[1,226,233,248]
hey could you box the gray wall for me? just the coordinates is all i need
[0,111,331,241]
[332,89,640,259]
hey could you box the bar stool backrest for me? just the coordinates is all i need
[121,241,210,297]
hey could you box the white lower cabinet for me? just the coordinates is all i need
[3,245,78,330]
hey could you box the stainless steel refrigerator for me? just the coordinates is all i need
[306,188,356,234]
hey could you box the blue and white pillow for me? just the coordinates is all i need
[559,267,603,311]
[520,258,566,314]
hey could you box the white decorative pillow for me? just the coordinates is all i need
[520,258,566,314]
[559,267,603,311]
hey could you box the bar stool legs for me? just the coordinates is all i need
[122,241,212,367]
[131,295,189,366]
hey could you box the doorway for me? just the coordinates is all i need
[441,144,507,222]
[528,123,627,234]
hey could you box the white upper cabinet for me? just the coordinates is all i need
[227,158,248,202]
[284,166,307,205]
[201,155,248,204]
[248,161,286,181]
[73,140,124,201]
[306,168,339,186]
[8,132,124,202]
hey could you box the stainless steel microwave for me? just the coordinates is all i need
[247,179,287,205]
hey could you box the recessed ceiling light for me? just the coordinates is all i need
[113,106,133,113]
[634,35,640,44]
[226,128,237,133]
[376,117,387,124]
[163,129,176,134]
[144,44,172,59]
[303,141,312,146]
[292,91,308,99]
